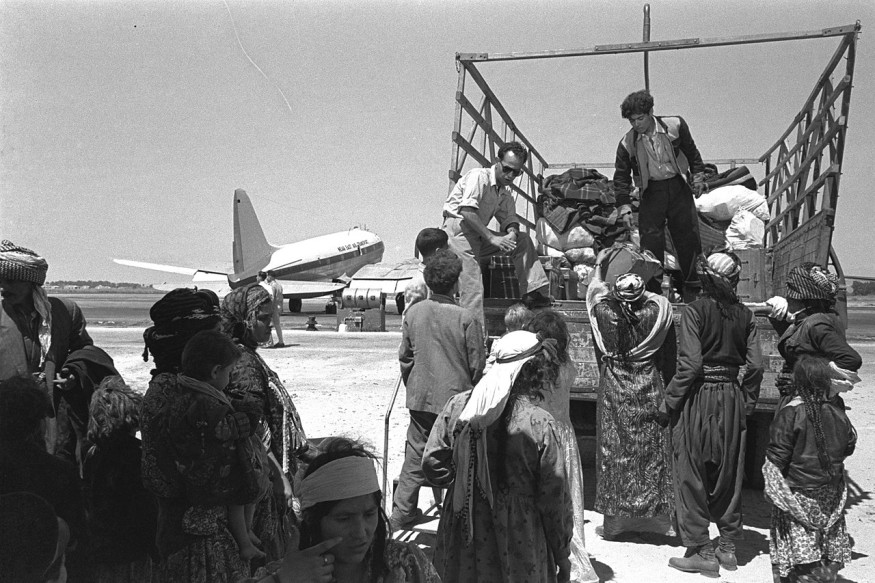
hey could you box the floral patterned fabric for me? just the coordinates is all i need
[423,392,572,583]
[140,372,264,582]
[593,299,675,519]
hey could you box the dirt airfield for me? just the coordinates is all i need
[90,321,874,583]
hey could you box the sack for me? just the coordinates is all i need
[565,247,597,266]
[695,184,770,222]
[598,242,664,288]
[726,209,765,249]
[536,218,596,251]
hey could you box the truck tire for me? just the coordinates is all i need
[325,302,337,315]
[289,298,302,313]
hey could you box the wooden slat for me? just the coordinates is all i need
[766,127,842,205]
[761,114,844,191]
[452,131,490,168]
[549,158,761,170]
[457,24,859,62]
[461,62,549,168]
[766,169,838,230]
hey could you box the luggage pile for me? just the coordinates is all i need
[534,169,631,288]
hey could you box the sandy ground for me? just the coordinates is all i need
[90,326,874,583]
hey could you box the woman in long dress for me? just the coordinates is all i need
[423,330,572,583]
[221,284,310,562]
[586,266,676,540]
[527,310,599,583]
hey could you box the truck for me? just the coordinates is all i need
[447,14,861,488]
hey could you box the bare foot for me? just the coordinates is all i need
[248,530,262,547]
[239,541,266,562]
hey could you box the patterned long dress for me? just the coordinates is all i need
[540,361,599,583]
[226,346,308,562]
[593,297,676,522]
[423,392,572,583]
[140,372,255,583]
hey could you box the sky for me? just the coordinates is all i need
[1,0,873,284]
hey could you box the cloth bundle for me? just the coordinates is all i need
[702,164,759,191]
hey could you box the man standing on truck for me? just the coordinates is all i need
[442,141,551,321]
[614,90,707,301]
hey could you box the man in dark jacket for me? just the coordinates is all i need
[0,239,94,461]
[614,90,707,299]
[392,249,485,530]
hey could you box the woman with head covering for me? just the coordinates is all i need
[422,330,572,583]
[526,310,599,583]
[221,284,309,561]
[766,263,862,408]
[585,256,677,542]
[663,252,764,577]
[140,288,259,583]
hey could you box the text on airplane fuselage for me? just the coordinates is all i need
[337,240,369,252]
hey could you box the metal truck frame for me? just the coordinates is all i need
[448,17,861,487]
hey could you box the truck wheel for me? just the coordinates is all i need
[289,298,302,313]
[325,302,337,315]
[395,294,405,314]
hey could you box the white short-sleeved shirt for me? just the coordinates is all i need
[442,166,518,232]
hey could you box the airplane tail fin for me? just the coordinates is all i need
[232,189,278,274]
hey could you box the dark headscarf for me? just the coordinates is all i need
[786,262,838,302]
[221,284,272,348]
[142,288,221,374]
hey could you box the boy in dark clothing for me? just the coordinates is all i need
[663,253,763,577]
[391,249,486,530]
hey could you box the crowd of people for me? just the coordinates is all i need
[0,90,865,583]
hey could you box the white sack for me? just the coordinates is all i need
[536,218,595,251]
[574,264,594,297]
[565,247,597,266]
[695,184,770,222]
[726,209,765,249]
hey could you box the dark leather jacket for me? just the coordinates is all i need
[766,398,856,488]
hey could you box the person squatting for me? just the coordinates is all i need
[0,90,864,583]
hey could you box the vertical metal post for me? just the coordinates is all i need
[643,4,651,91]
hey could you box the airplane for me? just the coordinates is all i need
[115,189,416,313]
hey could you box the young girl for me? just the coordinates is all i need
[83,376,157,583]
[179,329,271,564]
[765,355,858,582]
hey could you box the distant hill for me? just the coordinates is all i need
[45,281,162,294]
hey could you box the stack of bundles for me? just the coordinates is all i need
[664,165,770,270]
[535,169,631,285]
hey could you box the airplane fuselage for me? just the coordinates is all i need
[228,228,384,288]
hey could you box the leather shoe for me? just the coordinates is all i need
[716,542,738,571]
[669,546,719,578]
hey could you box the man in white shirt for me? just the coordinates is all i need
[441,141,550,321]
[264,270,285,348]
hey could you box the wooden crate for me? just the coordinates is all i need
[734,248,768,303]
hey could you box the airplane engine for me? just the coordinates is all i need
[342,288,383,310]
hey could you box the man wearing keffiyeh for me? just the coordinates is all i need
[0,240,94,454]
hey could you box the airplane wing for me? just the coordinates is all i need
[113,259,228,282]
[347,258,421,295]
[278,280,349,299]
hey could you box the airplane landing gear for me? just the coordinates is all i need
[288,298,302,313]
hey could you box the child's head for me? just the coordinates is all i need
[415,228,449,260]
[86,376,143,442]
[793,355,832,402]
[0,376,53,444]
[423,249,462,296]
[526,309,569,361]
[504,303,534,333]
[181,329,242,390]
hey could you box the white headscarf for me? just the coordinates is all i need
[453,330,547,543]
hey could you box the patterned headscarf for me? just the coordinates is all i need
[697,252,742,316]
[143,288,221,374]
[0,240,54,366]
[612,272,646,324]
[0,240,48,285]
[786,263,838,301]
[221,284,272,347]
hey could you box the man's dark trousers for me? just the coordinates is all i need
[639,175,701,285]
[392,410,438,520]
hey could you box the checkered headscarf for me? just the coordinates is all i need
[786,263,838,301]
[0,240,48,285]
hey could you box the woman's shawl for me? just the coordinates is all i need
[586,250,672,362]
[763,457,846,530]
